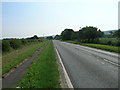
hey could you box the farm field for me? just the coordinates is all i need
[2,41,47,75]
[99,37,119,46]
[17,41,60,88]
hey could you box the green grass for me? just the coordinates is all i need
[65,40,82,44]
[81,43,119,53]
[17,41,60,88]
[2,41,47,75]
[99,38,118,46]
[65,40,119,53]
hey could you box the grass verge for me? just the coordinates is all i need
[17,41,60,88]
[65,41,119,53]
[2,41,47,75]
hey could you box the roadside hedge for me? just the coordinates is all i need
[2,39,43,52]
[9,39,22,49]
[2,40,11,52]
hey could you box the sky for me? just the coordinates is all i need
[1,0,120,38]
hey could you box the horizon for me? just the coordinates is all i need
[1,29,118,40]
[1,0,119,38]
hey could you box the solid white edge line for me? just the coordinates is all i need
[55,48,74,88]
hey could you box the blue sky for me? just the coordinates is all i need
[2,0,119,38]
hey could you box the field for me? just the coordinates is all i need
[65,40,119,53]
[2,41,46,75]
[17,41,60,88]
[99,38,119,46]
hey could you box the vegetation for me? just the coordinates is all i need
[54,26,120,47]
[2,40,46,75]
[113,29,120,38]
[65,41,119,53]
[99,38,119,46]
[46,36,53,40]
[61,29,75,40]
[54,35,61,40]
[18,41,60,88]
[2,40,11,52]
[9,39,22,49]
[78,26,103,43]
[26,35,39,39]
[2,35,44,53]
[59,26,103,43]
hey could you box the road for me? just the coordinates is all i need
[53,40,118,88]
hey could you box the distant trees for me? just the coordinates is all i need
[46,36,53,40]
[112,29,120,46]
[56,26,103,43]
[54,26,120,46]
[78,26,103,43]
[113,29,120,38]
[27,35,39,39]
[61,29,75,40]
[54,35,61,40]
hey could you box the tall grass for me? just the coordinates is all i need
[2,41,46,75]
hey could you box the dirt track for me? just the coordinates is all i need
[2,43,47,88]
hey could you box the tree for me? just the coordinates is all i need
[27,35,39,39]
[2,40,11,52]
[71,31,78,40]
[61,29,74,40]
[113,29,120,38]
[32,35,39,39]
[54,35,61,40]
[78,26,103,43]
[46,36,53,40]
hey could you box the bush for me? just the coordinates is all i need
[107,41,112,45]
[2,40,11,52]
[2,38,41,53]
[116,41,120,46]
[9,39,22,49]
[21,39,28,45]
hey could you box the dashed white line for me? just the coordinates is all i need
[101,62,105,64]
[103,58,120,67]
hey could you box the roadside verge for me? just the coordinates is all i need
[2,42,48,88]
[17,41,60,88]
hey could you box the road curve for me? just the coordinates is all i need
[53,40,118,88]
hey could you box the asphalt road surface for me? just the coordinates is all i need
[53,40,119,88]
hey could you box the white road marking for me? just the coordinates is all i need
[55,48,74,89]
[103,59,120,67]
[101,62,105,64]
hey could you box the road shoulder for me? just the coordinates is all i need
[54,46,74,89]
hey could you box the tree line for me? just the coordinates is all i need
[54,26,120,45]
